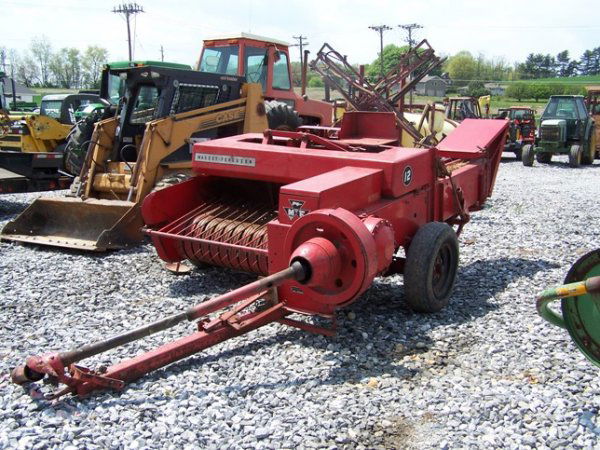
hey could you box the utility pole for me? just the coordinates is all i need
[369,25,392,78]
[160,45,164,62]
[291,35,309,67]
[397,23,423,49]
[112,3,145,61]
[398,23,423,107]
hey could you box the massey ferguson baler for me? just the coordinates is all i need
[11,112,508,399]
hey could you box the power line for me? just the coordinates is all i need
[291,35,309,66]
[398,23,423,49]
[369,25,392,77]
[398,23,423,105]
[112,3,145,61]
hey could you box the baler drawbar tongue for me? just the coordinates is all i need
[0,197,142,251]
[11,261,307,399]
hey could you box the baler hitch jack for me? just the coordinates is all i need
[11,262,309,399]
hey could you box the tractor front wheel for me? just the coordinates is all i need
[569,144,582,168]
[522,144,534,167]
[404,222,459,313]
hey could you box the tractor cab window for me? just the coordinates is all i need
[543,97,577,119]
[576,99,587,119]
[130,85,160,124]
[200,46,239,75]
[40,100,63,118]
[108,73,126,104]
[245,46,268,90]
[272,52,291,90]
[513,109,532,120]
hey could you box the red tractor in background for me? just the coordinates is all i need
[199,33,333,128]
[495,106,536,160]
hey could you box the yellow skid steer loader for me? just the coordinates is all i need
[1,64,268,251]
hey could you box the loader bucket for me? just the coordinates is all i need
[1,197,144,251]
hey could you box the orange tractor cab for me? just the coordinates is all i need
[199,33,333,127]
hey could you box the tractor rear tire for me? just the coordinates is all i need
[265,100,302,131]
[536,152,552,164]
[582,132,596,165]
[569,144,582,168]
[64,116,99,175]
[522,144,534,167]
[404,222,459,313]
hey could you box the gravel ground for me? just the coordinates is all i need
[0,154,599,449]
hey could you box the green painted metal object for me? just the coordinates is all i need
[537,249,600,367]
[104,60,192,71]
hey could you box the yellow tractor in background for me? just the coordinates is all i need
[0,93,103,154]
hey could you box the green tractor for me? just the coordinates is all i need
[522,95,596,168]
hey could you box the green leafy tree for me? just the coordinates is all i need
[505,82,530,101]
[50,48,82,88]
[15,53,40,87]
[365,44,409,80]
[530,84,551,101]
[444,51,477,86]
[466,81,489,97]
[579,48,600,75]
[29,36,53,86]
[308,75,324,87]
[82,46,109,88]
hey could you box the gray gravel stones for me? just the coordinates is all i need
[0,154,599,449]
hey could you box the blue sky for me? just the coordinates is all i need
[2,0,599,67]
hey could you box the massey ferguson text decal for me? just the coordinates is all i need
[284,200,309,220]
[194,153,256,167]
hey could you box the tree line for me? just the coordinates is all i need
[518,48,600,79]
[366,45,600,86]
[2,37,109,89]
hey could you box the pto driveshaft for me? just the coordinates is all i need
[11,262,306,397]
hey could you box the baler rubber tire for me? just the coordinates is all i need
[536,152,552,164]
[404,222,459,313]
[265,100,302,131]
[569,144,581,168]
[522,144,534,167]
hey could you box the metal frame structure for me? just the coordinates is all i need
[309,40,445,142]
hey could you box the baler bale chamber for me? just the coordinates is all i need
[144,112,507,315]
[11,112,508,399]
